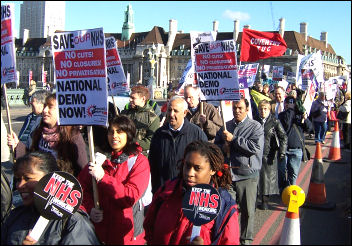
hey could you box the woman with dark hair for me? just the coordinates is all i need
[8,93,88,177]
[78,115,150,245]
[1,151,100,245]
[144,140,240,245]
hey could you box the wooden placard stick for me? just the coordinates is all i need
[3,84,15,161]
[200,101,204,115]
[220,100,230,158]
[87,126,100,209]
[111,96,119,115]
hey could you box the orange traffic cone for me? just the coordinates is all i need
[328,121,341,161]
[304,142,336,210]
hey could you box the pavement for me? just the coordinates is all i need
[252,129,351,245]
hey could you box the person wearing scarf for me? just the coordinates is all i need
[7,93,88,177]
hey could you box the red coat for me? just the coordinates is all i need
[144,179,240,245]
[78,150,150,245]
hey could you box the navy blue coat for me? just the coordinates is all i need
[148,119,208,193]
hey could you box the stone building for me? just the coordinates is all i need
[13,4,350,96]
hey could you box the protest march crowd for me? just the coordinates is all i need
[2,79,350,245]
[1,3,351,245]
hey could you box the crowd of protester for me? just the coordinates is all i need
[1,79,350,245]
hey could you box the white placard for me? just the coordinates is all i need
[1,3,17,84]
[52,28,108,126]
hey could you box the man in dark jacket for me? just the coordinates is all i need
[215,98,264,245]
[278,96,312,193]
[183,85,223,142]
[148,96,208,193]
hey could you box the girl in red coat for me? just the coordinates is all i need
[144,140,240,245]
[78,115,150,245]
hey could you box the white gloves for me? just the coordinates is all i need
[95,152,107,166]
[88,152,107,182]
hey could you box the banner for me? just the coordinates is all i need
[1,4,17,84]
[52,27,108,126]
[296,51,324,90]
[194,39,240,101]
[105,36,128,96]
[272,66,283,81]
[238,63,259,88]
[240,29,287,62]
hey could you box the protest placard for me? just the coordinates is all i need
[182,184,221,241]
[296,52,324,90]
[262,64,270,80]
[190,31,217,65]
[303,80,316,115]
[272,66,283,81]
[301,69,314,91]
[194,40,240,101]
[52,27,108,126]
[286,71,296,84]
[238,63,259,88]
[1,3,17,84]
[105,36,128,95]
[178,31,217,96]
[29,171,83,241]
[323,79,337,101]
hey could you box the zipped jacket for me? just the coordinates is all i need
[78,150,150,245]
[148,119,208,193]
[1,205,100,245]
[215,117,264,181]
[143,178,240,245]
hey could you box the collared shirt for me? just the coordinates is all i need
[232,115,248,127]
[275,102,284,118]
[189,107,198,114]
[168,120,185,132]
[260,115,269,126]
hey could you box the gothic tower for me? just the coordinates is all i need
[121,4,135,41]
